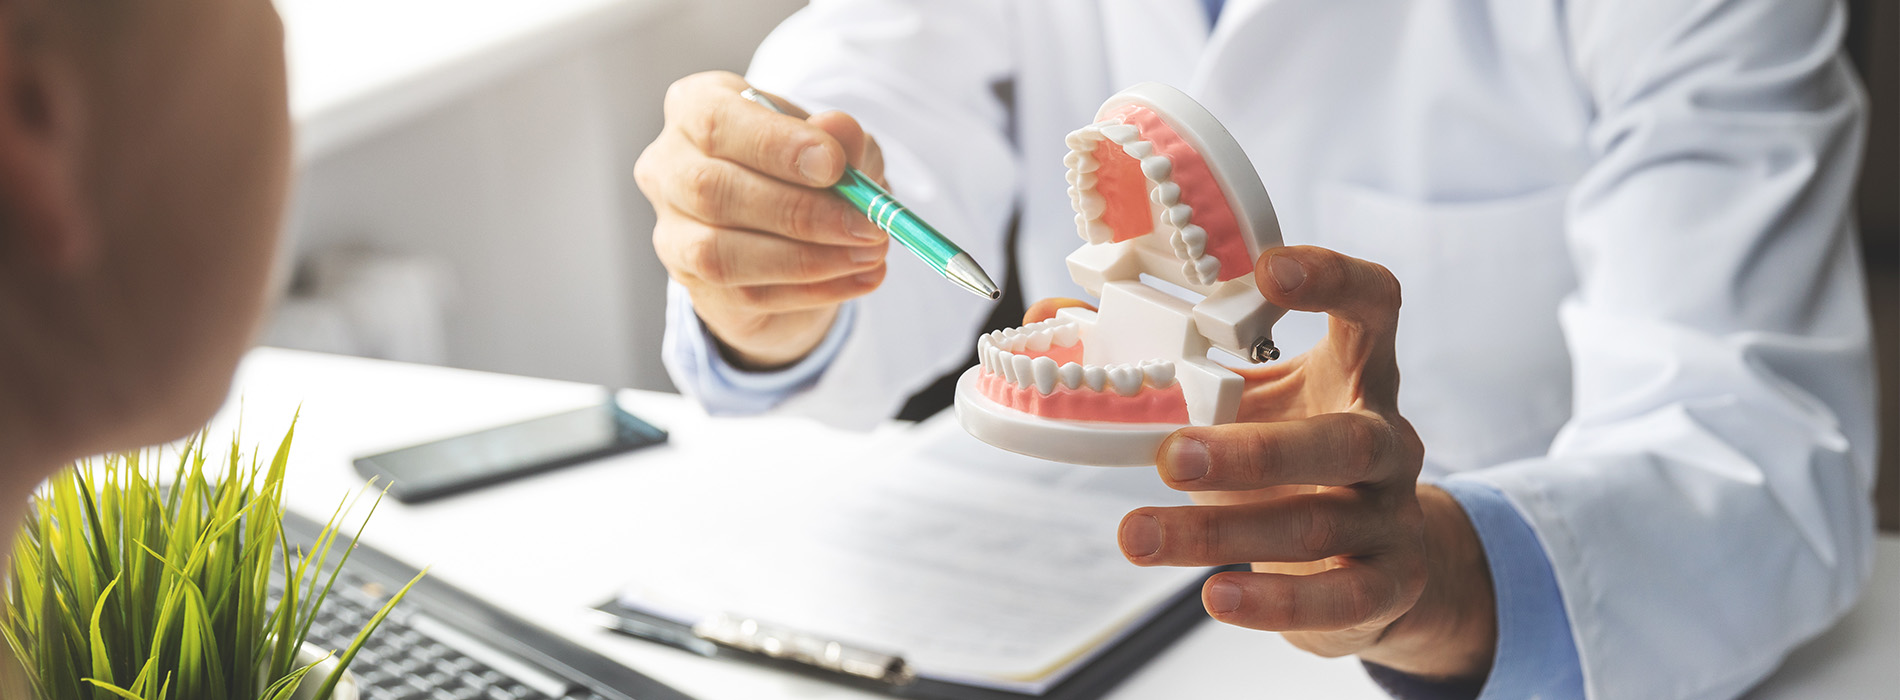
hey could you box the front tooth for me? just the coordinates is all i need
[1165,204,1194,227]
[1053,323,1080,347]
[1143,361,1177,388]
[1027,330,1053,352]
[1059,362,1085,389]
[1063,150,1086,170]
[985,346,1001,373]
[1178,225,1208,258]
[1108,365,1143,396]
[1141,156,1172,180]
[998,351,1019,383]
[1084,365,1108,392]
[1076,192,1107,218]
[1194,256,1222,284]
[1032,357,1059,395]
[1012,354,1035,387]
[1152,181,1182,206]
[1122,141,1154,159]
[1101,124,1140,144]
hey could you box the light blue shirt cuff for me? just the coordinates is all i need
[669,292,856,415]
[1363,480,1586,700]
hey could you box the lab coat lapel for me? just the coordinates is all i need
[1097,0,1208,90]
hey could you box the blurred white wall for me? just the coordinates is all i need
[267,0,808,391]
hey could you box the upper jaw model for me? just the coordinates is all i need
[955,83,1287,467]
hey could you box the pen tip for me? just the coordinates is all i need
[988,290,1002,300]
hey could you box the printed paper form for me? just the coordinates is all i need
[616,415,1212,693]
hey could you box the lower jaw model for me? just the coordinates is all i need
[955,83,1288,467]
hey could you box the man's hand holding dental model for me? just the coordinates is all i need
[639,71,890,370]
[1023,245,1497,682]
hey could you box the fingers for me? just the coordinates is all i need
[651,144,885,246]
[1255,245,1402,335]
[1202,567,1418,632]
[697,263,888,314]
[656,220,887,288]
[808,110,886,184]
[1119,492,1386,566]
[1024,298,1094,324]
[663,71,846,187]
[1157,413,1406,491]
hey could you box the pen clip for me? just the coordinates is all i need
[693,613,917,686]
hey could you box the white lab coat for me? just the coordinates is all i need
[697,1,1878,697]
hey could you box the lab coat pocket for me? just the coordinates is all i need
[1316,183,1576,473]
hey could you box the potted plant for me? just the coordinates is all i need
[1,419,422,700]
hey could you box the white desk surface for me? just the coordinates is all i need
[209,348,1900,699]
[280,0,682,161]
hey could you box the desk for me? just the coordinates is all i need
[208,348,1900,699]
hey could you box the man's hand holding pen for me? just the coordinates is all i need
[638,71,891,371]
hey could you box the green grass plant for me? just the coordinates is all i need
[1,418,423,700]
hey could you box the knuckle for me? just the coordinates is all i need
[682,161,728,211]
[1341,414,1386,483]
[784,191,827,240]
[1296,500,1338,559]
[683,234,728,285]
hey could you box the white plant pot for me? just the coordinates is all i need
[261,642,359,700]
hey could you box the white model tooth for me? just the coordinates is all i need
[1072,171,1097,189]
[1027,329,1053,353]
[1170,231,1190,258]
[1165,204,1194,227]
[1012,354,1035,388]
[1076,192,1107,219]
[1152,181,1182,207]
[1065,128,1098,151]
[1108,365,1144,396]
[1031,356,1059,395]
[1059,362,1084,389]
[1194,256,1222,284]
[1053,322,1080,347]
[1063,150,1085,171]
[1178,225,1208,258]
[1084,365,1108,392]
[1141,156,1173,180]
[1122,141,1155,160]
[1074,214,1094,242]
[997,350,1018,383]
[1084,220,1114,243]
[1143,361,1177,388]
[1065,168,1080,186]
[1101,124,1140,144]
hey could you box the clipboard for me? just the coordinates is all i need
[593,565,1238,700]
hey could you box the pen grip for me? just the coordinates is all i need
[833,168,965,269]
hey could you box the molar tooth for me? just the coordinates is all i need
[1012,355,1035,388]
[1122,141,1154,159]
[1059,362,1085,389]
[1143,361,1177,388]
[1084,365,1108,392]
[1108,365,1144,396]
[1065,127,1099,151]
[1170,231,1191,258]
[1083,220,1114,243]
[1101,124,1140,144]
[1031,357,1059,395]
[1027,330,1053,353]
[1053,323,1080,347]
[1165,204,1194,227]
[1065,169,1081,185]
[1140,156,1173,180]
[1063,150,1086,170]
[1076,192,1107,218]
[1194,256,1222,284]
[1152,181,1182,206]
[1074,214,1094,242]
[1073,171,1097,189]
[1178,225,1208,258]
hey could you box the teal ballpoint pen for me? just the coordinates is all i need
[740,88,1002,300]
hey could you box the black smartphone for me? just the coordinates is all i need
[354,398,667,504]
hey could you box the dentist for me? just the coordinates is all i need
[639,1,1877,698]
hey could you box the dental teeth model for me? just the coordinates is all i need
[955,83,1288,466]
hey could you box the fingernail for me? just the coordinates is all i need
[848,244,883,264]
[1121,514,1161,558]
[1165,438,1210,482]
[1206,579,1242,614]
[797,145,835,185]
[845,212,883,241]
[1269,253,1305,293]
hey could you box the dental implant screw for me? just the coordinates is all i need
[1250,337,1281,363]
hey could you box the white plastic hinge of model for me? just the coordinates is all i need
[955,83,1287,466]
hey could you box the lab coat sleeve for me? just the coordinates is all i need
[1443,1,1876,698]
[662,0,1022,429]
[661,280,859,414]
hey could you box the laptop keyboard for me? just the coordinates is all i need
[273,572,613,700]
